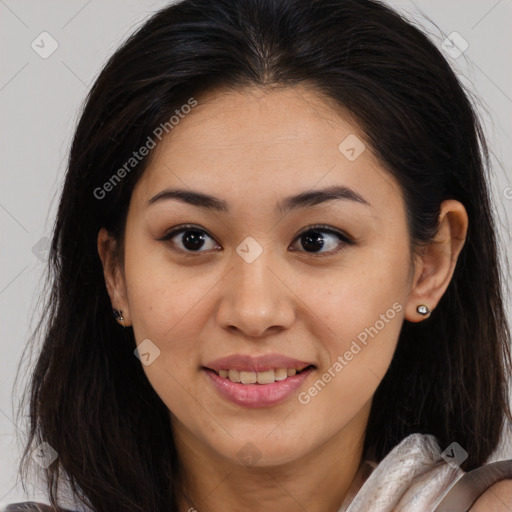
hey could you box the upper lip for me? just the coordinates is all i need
[204,353,315,373]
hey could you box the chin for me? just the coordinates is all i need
[207,429,313,468]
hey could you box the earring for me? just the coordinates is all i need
[416,305,431,316]
[113,308,124,323]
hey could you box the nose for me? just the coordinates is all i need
[215,246,296,338]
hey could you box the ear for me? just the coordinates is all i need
[97,227,131,327]
[405,200,468,322]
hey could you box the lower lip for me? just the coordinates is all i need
[203,367,315,408]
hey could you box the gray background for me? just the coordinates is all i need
[1,0,511,506]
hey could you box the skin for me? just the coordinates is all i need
[98,84,469,512]
[470,480,512,511]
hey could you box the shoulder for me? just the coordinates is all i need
[469,479,512,511]
[2,503,78,512]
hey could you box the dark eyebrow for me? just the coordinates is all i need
[276,185,370,215]
[147,188,229,212]
[147,185,370,214]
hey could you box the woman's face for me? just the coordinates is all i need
[107,85,420,467]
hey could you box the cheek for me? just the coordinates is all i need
[295,239,410,404]
[296,283,405,427]
[299,241,410,349]
[123,233,214,339]
[122,241,211,388]
[125,268,208,417]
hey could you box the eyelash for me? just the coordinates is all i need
[157,223,355,257]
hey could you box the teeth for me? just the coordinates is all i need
[274,368,288,381]
[228,369,240,383]
[215,367,308,384]
[240,371,257,384]
[257,370,275,384]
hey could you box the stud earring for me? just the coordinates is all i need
[113,308,124,323]
[416,305,431,316]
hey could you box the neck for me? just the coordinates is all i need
[173,403,371,512]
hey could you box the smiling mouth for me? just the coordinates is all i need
[203,365,315,385]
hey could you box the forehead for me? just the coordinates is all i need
[132,84,403,214]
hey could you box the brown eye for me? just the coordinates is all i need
[158,225,220,254]
[158,223,354,256]
[290,226,354,255]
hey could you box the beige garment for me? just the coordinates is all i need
[337,433,465,512]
